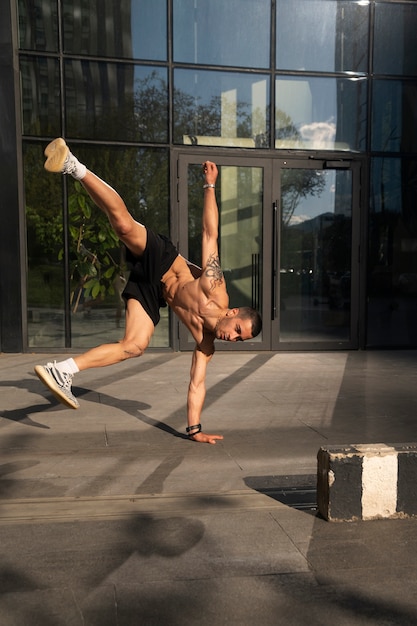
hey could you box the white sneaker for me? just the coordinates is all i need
[44,138,86,179]
[44,138,71,173]
[35,361,80,409]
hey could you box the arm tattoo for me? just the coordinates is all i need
[205,253,223,291]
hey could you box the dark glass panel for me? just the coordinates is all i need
[173,0,270,68]
[368,157,417,347]
[26,142,170,348]
[20,56,61,136]
[174,69,270,148]
[24,142,66,348]
[276,76,367,152]
[374,2,417,76]
[18,0,59,52]
[276,0,369,73]
[280,168,352,342]
[65,61,168,142]
[372,80,417,153]
[62,0,167,61]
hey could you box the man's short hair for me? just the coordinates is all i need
[238,306,262,338]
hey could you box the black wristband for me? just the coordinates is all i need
[186,423,202,436]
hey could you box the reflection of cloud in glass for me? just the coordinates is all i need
[289,214,310,226]
[300,120,336,147]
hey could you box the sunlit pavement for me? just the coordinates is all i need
[1,350,417,625]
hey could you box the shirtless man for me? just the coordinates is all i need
[35,139,262,444]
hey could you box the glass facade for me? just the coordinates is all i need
[173,0,270,68]
[275,76,367,151]
[3,0,417,351]
[276,0,369,73]
[174,69,270,148]
[368,1,417,346]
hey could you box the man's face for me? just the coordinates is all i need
[216,314,253,342]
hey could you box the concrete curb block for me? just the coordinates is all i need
[317,443,417,522]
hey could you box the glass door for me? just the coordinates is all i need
[174,152,361,351]
[174,153,270,350]
[272,159,360,349]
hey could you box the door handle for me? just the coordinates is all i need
[272,201,278,320]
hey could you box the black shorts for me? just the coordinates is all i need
[122,228,179,326]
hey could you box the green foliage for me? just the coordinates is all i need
[67,181,124,310]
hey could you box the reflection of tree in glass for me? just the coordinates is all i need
[65,69,169,144]
[281,169,326,227]
[25,142,168,310]
[173,88,268,144]
[275,110,300,144]
[66,147,169,311]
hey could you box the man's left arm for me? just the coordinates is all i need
[187,342,224,444]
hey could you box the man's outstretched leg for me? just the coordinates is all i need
[44,138,147,257]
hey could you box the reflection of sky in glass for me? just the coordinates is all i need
[277,0,336,71]
[276,0,368,73]
[288,171,336,225]
[284,169,352,226]
[175,69,268,109]
[131,0,167,60]
[276,77,367,151]
[173,0,270,68]
[277,77,336,135]
[133,64,167,88]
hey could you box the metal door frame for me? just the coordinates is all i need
[271,157,362,350]
[172,150,364,352]
[172,150,273,351]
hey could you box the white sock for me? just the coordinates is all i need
[55,358,79,375]
[67,153,87,181]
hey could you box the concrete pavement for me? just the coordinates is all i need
[1,350,417,625]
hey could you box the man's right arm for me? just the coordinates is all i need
[187,341,223,445]
[199,162,223,295]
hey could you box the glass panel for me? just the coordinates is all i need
[277,0,369,73]
[63,0,167,61]
[279,168,352,342]
[173,0,270,68]
[65,61,168,142]
[66,146,170,349]
[24,143,66,348]
[368,157,417,347]
[25,143,170,349]
[18,0,59,52]
[372,80,417,153]
[174,69,270,148]
[276,76,367,151]
[187,164,263,334]
[20,56,61,136]
[374,2,417,76]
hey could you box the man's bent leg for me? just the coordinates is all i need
[35,300,155,408]
[74,299,154,370]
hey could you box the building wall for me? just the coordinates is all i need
[2,0,417,352]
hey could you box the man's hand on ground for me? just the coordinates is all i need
[190,431,224,445]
